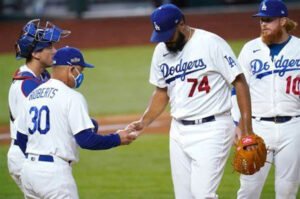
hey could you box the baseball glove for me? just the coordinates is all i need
[233,134,267,175]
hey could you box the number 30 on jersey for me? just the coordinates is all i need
[29,106,50,134]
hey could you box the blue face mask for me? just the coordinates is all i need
[72,68,84,88]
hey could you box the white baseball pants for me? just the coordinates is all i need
[169,114,235,199]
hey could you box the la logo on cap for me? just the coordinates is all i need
[262,2,267,11]
[154,22,160,31]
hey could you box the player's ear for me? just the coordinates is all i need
[177,21,185,32]
[69,66,76,74]
[280,17,287,27]
[67,66,76,88]
[31,51,41,60]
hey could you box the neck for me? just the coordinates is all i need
[26,60,45,77]
[276,32,290,44]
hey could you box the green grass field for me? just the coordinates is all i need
[1,41,299,198]
[0,134,283,199]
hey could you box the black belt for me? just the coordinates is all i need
[252,115,300,123]
[180,115,216,125]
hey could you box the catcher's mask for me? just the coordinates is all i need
[15,19,71,59]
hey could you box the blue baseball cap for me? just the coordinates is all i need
[53,46,94,68]
[253,0,288,17]
[150,4,183,43]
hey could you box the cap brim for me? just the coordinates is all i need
[253,12,270,17]
[150,27,176,43]
[252,12,282,17]
[83,62,94,68]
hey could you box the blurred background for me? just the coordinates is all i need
[0,0,299,54]
[1,1,300,198]
[0,0,299,19]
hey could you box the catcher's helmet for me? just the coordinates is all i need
[15,19,71,59]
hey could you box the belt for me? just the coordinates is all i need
[27,154,72,164]
[180,115,216,125]
[252,115,300,123]
[28,154,54,162]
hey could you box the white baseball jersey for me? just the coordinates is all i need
[237,35,300,199]
[238,36,300,117]
[8,65,47,139]
[16,79,94,163]
[150,29,243,120]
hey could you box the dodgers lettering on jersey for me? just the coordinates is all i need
[250,55,300,79]
[150,29,243,120]
[161,58,207,83]
[238,36,300,117]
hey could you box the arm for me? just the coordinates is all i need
[75,128,136,150]
[128,87,169,132]
[232,74,253,136]
[142,87,169,126]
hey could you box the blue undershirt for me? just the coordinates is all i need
[268,35,291,61]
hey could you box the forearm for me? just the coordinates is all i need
[75,129,120,150]
[232,74,253,135]
[141,87,169,127]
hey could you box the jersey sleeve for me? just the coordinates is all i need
[68,92,94,135]
[238,45,252,83]
[213,37,243,84]
[149,45,167,88]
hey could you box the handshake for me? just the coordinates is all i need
[117,120,144,145]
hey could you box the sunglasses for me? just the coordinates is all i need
[260,17,278,23]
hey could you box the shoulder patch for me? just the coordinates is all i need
[21,78,42,97]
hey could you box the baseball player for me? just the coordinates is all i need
[127,4,255,199]
[15,46,137,199]
[231,0,300,198]
[7,19,69,191]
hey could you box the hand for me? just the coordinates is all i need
[117,129,137,145]
[234,126,242,145]
[126,120,145,132]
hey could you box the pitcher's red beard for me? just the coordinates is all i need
[261,26,283,45]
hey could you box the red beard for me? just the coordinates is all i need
[261,26,283,45]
